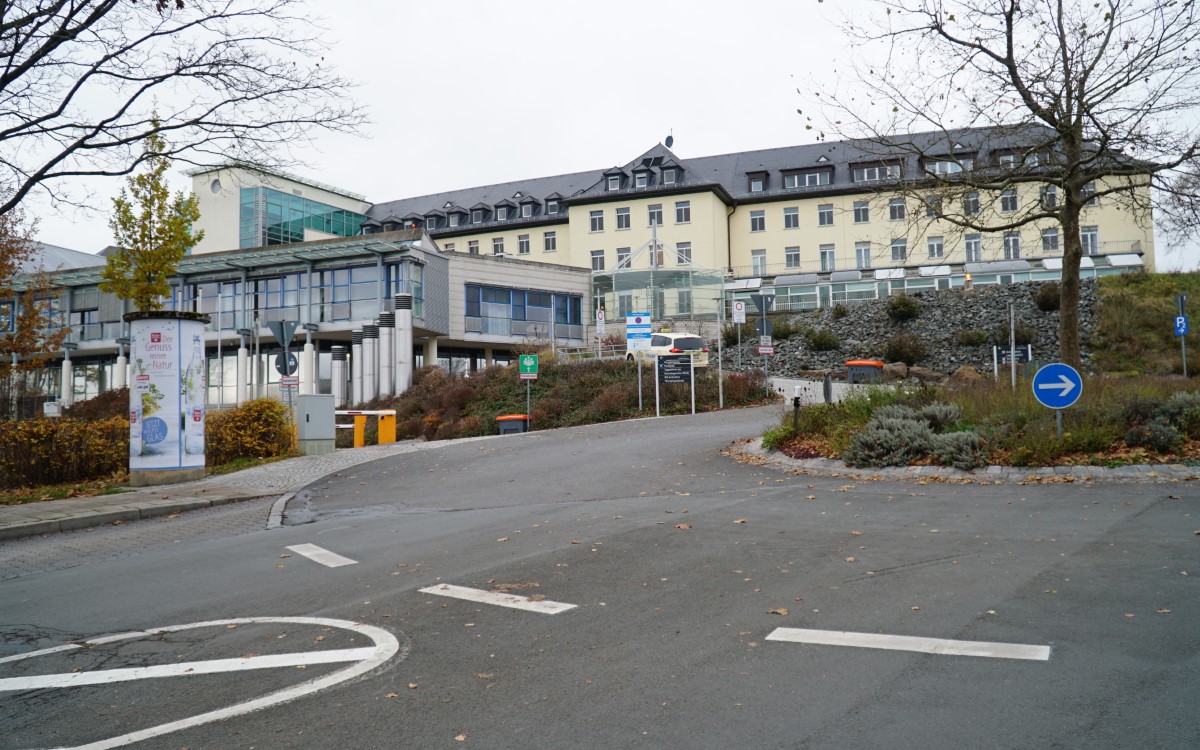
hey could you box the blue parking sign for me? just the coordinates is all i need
[1032,363,1083,410]
[1175,315,1189,337]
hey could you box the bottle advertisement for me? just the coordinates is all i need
[128,317,206,471]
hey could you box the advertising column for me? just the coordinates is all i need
[128,312,208,486]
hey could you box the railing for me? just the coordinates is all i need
[557,343,626,361]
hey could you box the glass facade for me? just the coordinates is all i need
[464,284,584,340]
[240,187,367,249]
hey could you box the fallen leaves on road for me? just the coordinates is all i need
[911,606,920,611]
[385,692,399,698]
[733,518,748,524]
[767,608,789,616]
[496,537,510,543]
[1124,612,1135,618]
[407,683,418,689]
[1156,608,1171,613]
[850,531,863,536]
[491,581,539,593]
[454,733,469,742]
[675,524,692,530]
[845,556,856,563]
[279,554,291,558]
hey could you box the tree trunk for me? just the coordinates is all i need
[1058,198,1084,370]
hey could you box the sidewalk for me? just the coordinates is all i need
[0,436,498,542]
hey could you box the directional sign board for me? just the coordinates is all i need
[657,354,692,384]
[626,312,652,352]
[732,300,747,324]
[1175,315,1189,337]
[757,345,775,355]
[1032,363,1083,410]
[519,354,539,380]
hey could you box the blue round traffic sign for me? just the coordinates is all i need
[1031,363,1083,409]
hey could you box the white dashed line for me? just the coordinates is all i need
[285,543,358,567]
[766,628,1050,661]
[419,584,577,614]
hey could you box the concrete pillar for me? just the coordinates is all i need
[423,336,438,371]
[363,323,378,403]
[300,342,316,395]
[394,293,414,394]
[236,346,248,405]
[60,357,73,406]
[378,312,394,398]
[351,330,363,406]
[113,354,128,389]
[484,347,495,368]
[331,346,347,407]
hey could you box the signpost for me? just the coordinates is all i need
[654,353,695,418]
[519,354,538,423]
[626,312,651,411]
[732,299,746,367]
[750,290,775,395]
[596,308,606,356]
[1032,362,1083,439]
[1177,294,1189,378]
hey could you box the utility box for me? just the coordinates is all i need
[296,393,336,455]
[496,414,529,435]
[846,359,885,384]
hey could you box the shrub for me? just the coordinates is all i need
[1121,398,1163,428]
[842,417,934,467]
[1126,418,1183,452]
[1035,282,1061,312]
[884,333,926,365]
[722,321,756,347]
[63,387,130,421]
[991,321,1037,346]
[919,402,962,432]
[805,327,840,351]
[0,416,128,489]
[831,303,849,320]
[886,293,920,322]
[1156,391,1200,439]
[871,404,919,422]
[205,398,293,466]
[956,329,988,346]
[762,423,797,450]
[931,431,986,470]
[772,318,803,341]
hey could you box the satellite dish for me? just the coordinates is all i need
[665,134,674,148]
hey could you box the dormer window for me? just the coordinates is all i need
[547,199,560,214]
[472,209,484,224]
[750,177,764,192]
[634,172,649,189]
[662,168,677,185]
[924,158,974,176]
[852,163,901,182]
[449,214,460,227]
[607,175,621,191]
[521,203,532,218]
[784,170,831,189]
[496,206,508,221]
[425,216,438,230]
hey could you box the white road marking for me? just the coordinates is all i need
[0,616,403,750]
[419,584,577,614]
[0,648,377,691]
[285,543,358,567]
[0,643,79,665]
[765,628,1051,661]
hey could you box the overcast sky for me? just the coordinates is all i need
[30,0,1200,271]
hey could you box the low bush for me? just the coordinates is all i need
[842,417,935,467]
[205,398,294,466]
[1126,419,1183,452]
[1035,282,1061,312]
[762,423,797,450]
[1157,391,1200,439]
[919,402,962,432]
[991,321,1038,346]
[956,329,988,346]
[831,303,849,320]
[805,327,840,351]
[886,293,920,322]
[931,431,986,470]
[884,333,926,365]
[0,416,128,489]
[772,318,803,341]
[63,387,129,421]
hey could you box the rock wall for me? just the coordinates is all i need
[723,279,1099,377]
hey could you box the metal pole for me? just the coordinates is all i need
[762,311,769,396]
[1183,336,1189,379]
[1009,304,1017,390]
[1056,409,1063,440]
[716,295,724,409]
[736,324,742,368]
[655,359,661,418]
[689,354,696,415]
[637,357,643,411]
[526,380,530,422]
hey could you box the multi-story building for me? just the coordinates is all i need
[7,126,1151,408]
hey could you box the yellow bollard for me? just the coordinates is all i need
[353,415,366,448]
[378,413,396,445]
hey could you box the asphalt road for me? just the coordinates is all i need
[2,406,1197,749]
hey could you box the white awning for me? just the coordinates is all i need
[918,265,952,277]
[874,268,906,280]
[725,278,762,291]
[1108,254,1145,268]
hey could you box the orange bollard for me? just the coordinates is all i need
[378,413,396,444]
[353,415,366,448]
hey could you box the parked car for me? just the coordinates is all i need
[627,331,710,368]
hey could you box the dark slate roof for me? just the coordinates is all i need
[368,168,599,223]
[22,242,104,273]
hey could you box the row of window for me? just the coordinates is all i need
[412,198,564,232]
[588,201,691,232]
[464,284,583,327]
[589,242,693,271]
[444,231,558,256]
[747,226,1101,273]
[607,167,680,191]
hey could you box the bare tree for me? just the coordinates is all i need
[812,0,1200,369]
[0,0,365,218]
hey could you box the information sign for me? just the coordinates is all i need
[626,312,652,352]
[657,354,692,384]
[732,300,747,324]
[1175,315,1189,337]
[519,354,539,381]
[757,345,775,355]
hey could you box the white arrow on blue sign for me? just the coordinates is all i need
[1031,363,1083,410]
[1175,315,1189,337]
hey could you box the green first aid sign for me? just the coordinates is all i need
[519,354,538,380]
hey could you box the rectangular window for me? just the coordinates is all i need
[853,201,870,223]
[999,154,1018,169]
[425,216,438,230]
[855,241,872,269]
[635,172,648,189]
[675,201,691,224]
[784,174,800,189]
[1000,189,1018,213]
[852,164,900,182]
[890,238,907,262]
[925,159,973,176]
[750,210,765,232]
[492,238,504,255]
[677,290,693,315]
[927,236,945,258]
[547,200,559,214]
[785,246,801,268]
[648,204,662,227]
[1081,226,1099,255]
[750,177,764,193]
[805,172,830,186]
[590,250,605,271]
[616,207,630,230]
[1040,186,1057,209]
[1004,231,1021,259]
[784,206,799,229]
[965,234,982,262]
[818,204,834,226]
[924,195,942,218]
[617,247,631,268]
[1041,228,1059,254]
[518,234,530,254]
[472,209,484,224]
[543,231,557,252]
[676,242,692,265]
[751,249,767,276]
[443,242,455,253]
[618,293,633,317]
[964,192,980,215]
[662,168,676,185]
[589,210,604,232]
[496,207,508,221]
[1083,182,1098,206]
[889,198,907,221]
[820,244,836,272]
[468,240,479,255]
[449,213,461,227]
[521,203,533,218]
[607,175,620,191]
